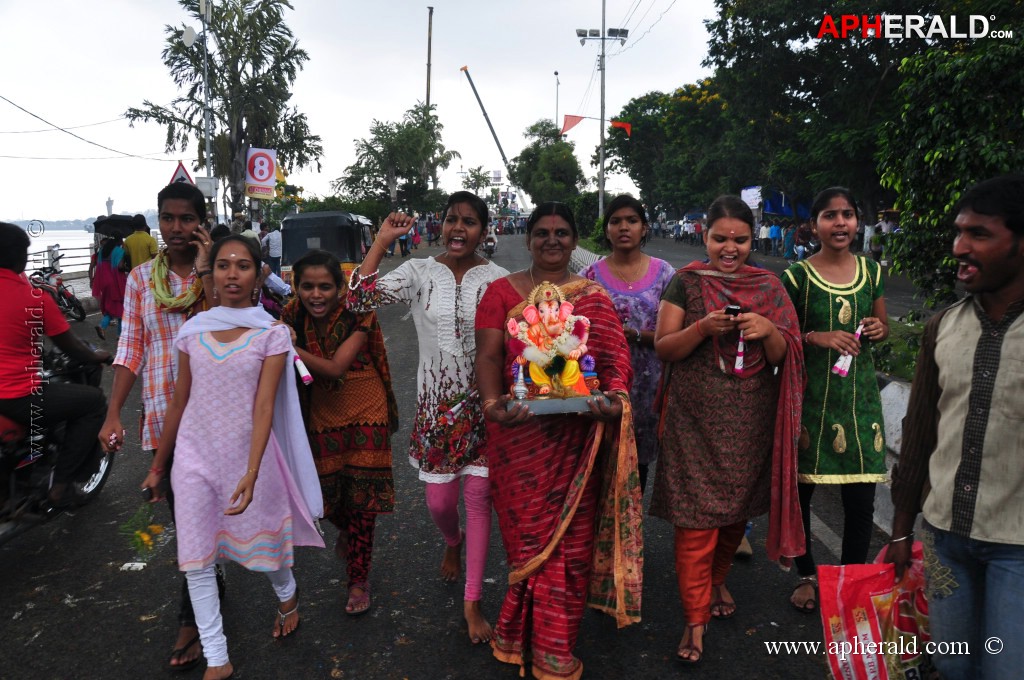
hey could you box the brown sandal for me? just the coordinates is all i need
[790,575,818,613]
[677,623,707,665]
[710,584,736,620]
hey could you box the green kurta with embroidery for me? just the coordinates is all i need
[782,257,887,484]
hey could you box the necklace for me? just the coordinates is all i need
[607,254,645,290]
[528,266,570,289]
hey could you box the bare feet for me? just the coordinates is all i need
[272,593,300,638]
[710,584,736,619]
[168,625,202,670]
[441,535,463,582]
[464,600,493,644]
[202,662,234,680]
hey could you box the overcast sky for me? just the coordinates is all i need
[1,0,717,222]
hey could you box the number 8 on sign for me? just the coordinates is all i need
[247,152,274,183]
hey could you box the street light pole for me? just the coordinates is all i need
[200,0,215,220]
[554,71,560,136]
[598,0,606,217]
[576,3,626,219]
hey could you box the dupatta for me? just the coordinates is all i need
[176,306,324,520]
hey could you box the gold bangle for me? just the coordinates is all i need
[247,467,258,476]
[481,398,499,413]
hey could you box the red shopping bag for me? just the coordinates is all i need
[818,542,932,680]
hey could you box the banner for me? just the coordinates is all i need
[245,147,277,200]
[611,120,632,137]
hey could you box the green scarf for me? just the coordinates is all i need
[149,249,205,313]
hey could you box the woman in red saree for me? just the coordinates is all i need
[652,195,805,664]
[475,202,643,680]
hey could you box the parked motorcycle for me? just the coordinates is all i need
[29,254,86,322]
[0,346,113,546]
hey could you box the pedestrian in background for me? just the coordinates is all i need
[888,175,1024,680]
[653,195,804,665]
[91,235,127,340]
[124,214,158,268]
[782,187,889,614]
[261,225,282,275]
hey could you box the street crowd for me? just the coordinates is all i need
[1,174,1021,680]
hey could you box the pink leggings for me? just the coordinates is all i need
[424,475,491,601]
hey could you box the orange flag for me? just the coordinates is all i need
[560,115,584,136]
[611,120,632,137]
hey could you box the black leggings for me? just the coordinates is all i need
[794,482,877,577]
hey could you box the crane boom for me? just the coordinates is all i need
[459,66,511,179]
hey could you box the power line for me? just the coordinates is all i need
[611,0,680,57]
[0,153,175,161]
[0,95,165,161]
[618,0,645,28]
[0,117,125,134]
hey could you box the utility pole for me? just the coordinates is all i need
[426,7,434,110]
[598,0,606,217]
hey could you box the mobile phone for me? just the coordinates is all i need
[724,304,742,317]
[142,486,154,501]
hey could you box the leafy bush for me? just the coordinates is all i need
[871,317,924,382]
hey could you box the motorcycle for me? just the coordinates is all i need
[29,254,86,322]
[0,346,114,546]
[483,236,497,259]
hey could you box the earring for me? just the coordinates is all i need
[252,288,259,302]
[213,287,218,299]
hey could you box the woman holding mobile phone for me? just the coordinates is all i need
[652,195,806,665]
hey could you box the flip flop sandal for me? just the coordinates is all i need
[790,575,818,613]
[710,585,737,620]
[345,583,371,616]
[275,590,300,638]
[677,623,708,665]
[167,632,202,672]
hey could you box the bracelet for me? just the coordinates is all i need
[694,319,708,339]
[197,270,213,278]
[634,328,642,344]
[803,331,815,345]
[889,532,914,544]
[148,466,164,475]
[246,467,259,476]
[481,398,499,413]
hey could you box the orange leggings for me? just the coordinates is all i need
[673,520,747,624]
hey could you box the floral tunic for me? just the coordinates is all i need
[348,257,509,482]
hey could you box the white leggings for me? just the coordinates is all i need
[185,565,296,667]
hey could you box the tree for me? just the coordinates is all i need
[461,166,492,195]
[335,120,429,208]
[404,102,461,191]
[879,35,1024,308]
[509,119,585,205]
[126,0,323,215]
[603,92,669,208]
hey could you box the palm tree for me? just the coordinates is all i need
[126,0,323,214]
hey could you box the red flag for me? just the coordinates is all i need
[611,120,632,137]
[560,115,584,136]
